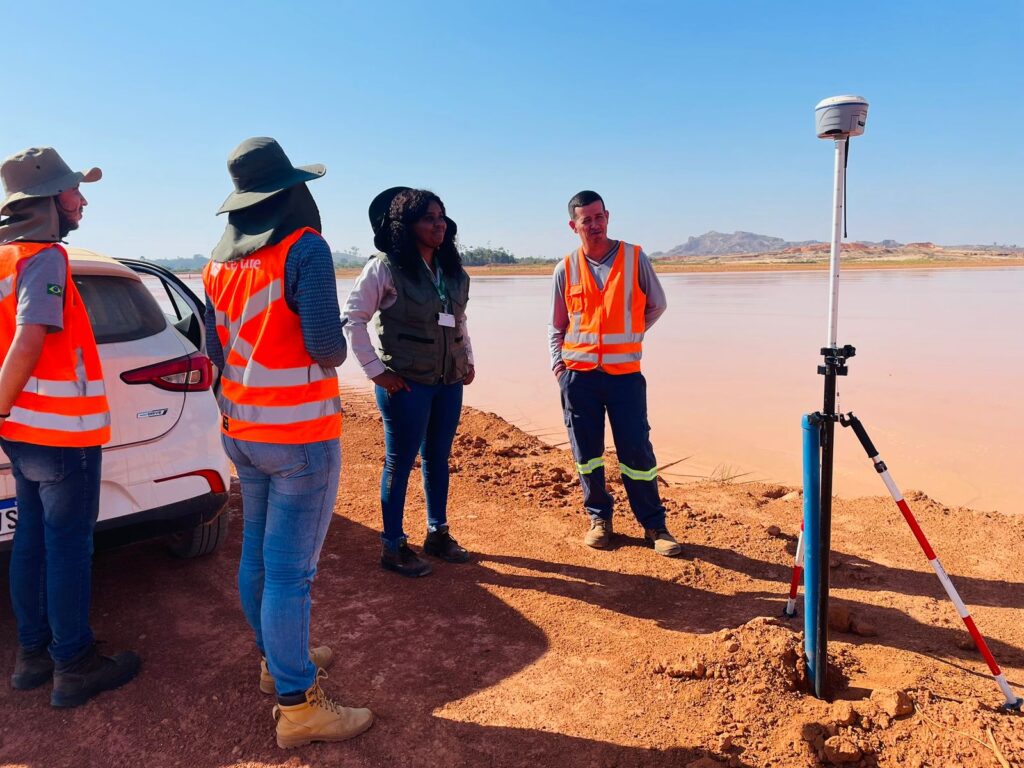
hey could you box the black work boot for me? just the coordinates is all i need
[380,542,432,578]
[423,525,471,563]
[11,646,54,691]
[51,644,141,708]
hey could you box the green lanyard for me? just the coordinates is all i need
[422,258,449,309]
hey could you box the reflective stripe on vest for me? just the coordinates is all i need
[202,227,342,443]
[217,393,342,425]
[561,242,646,373]
[23,374,106,398]
[9,406,110,433]
[0,242,110,447]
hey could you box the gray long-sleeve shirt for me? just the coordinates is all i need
[548,241,667,372]
[343,256,474,379]
[204,232,346,371]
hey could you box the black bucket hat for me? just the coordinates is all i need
[217,137,325,214]
[368,186,457,252]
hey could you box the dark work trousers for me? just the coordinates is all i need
[558,369,666,530]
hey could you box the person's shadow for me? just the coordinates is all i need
[0,509,755,768]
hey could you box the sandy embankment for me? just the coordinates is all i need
[1,388,1022,767]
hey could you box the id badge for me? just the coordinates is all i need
[438,312,456,328]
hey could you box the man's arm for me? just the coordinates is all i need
[547,260,569,378]
[1,248,67,420]
[0,324,47,419]
[637,249,668,329]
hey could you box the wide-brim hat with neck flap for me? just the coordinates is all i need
[217,137,325,214]
[1,147,101,216]
[368,186,458,252]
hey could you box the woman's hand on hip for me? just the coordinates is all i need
[372,371,411,395]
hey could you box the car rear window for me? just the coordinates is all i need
[73,274,167,344]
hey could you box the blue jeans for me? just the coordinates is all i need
[375,379,463,550]
[1,438,101,663]
[221,435,340,698]
[559,370,666,530]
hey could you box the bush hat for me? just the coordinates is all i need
[217,137,325,214]
[1,147,101,215]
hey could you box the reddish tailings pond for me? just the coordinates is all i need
[188,267,1022,516]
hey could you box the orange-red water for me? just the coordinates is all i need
[188,268,1023,515]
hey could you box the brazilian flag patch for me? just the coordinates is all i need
[46,283,63,296]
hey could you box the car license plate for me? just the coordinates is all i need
[0,497,16,538]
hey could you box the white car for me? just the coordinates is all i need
[0,249,230,557]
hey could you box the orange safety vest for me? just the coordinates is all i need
[0,242,111,447]
[561,241,647,375]
[202,227,341,444]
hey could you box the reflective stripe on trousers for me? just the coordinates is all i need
[576,456,605,475]
[619,462,658,482]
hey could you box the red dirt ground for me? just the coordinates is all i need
[2,389,1022,768]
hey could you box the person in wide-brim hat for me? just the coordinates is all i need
[0,146,102,243]
[202,137,374,746]
[216,137,325,215]
[1,146,101,215]
[0,145,144,704]
[210,137,327,263]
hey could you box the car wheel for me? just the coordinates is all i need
[166,509,230,559]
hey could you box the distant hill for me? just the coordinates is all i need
[654,231,818,257]
[646,231,1023,268]
[650,230,908,258]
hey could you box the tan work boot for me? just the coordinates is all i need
[260,645,334,695]
[645,528,682,557]
[273,673,374,749]
[583,518,612,549]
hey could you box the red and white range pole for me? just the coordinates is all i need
[841,413,1022,709]
[784,522,805,617]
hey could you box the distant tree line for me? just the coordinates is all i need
[137,243,554,273]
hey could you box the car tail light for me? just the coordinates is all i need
[155,469,227,494]
[120,354,213,392]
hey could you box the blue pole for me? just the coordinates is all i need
[802,414,822,689]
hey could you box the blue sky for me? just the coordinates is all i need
[5,0,1021,260]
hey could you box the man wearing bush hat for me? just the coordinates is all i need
[0,146,140,707]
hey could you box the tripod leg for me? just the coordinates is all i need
[783,521,805,618]
[841,413,1023,710]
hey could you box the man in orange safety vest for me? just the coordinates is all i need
[549,190,682,557]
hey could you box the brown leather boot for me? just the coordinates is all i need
[260,645,334,694]
[273,673,374,749]
[645,527,682,557]
[583,518,612,549]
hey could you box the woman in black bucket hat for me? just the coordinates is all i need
[344,187,475,577]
